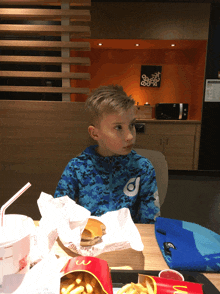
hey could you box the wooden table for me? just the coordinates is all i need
[34,222,220,291]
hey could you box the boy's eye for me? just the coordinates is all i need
[115,125,122,130]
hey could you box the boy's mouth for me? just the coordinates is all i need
[124,144,133,149]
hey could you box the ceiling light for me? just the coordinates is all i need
[98,43,103,46]
[135,44,140,47]
[171,44,176,47]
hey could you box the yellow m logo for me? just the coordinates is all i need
[76,260,92,266]
[173,285,188,294]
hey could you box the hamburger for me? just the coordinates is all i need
[80,218,106,247]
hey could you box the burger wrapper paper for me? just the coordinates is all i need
[29,192,91,264]
[9,252,67,294]
[34,192,143,259]
[138,274,204,294]
[61,256,113,294]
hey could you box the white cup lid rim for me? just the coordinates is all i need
[0,214,34,246]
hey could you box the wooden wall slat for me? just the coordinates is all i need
[0,40,90,50]
[0,100,88,119]
[1,100,93,167]
[0,0,91,6]
[0,86,90,93]
[0,56,90,65]
[0,1,91,98]
[0,9,91,21]
[0,101,94,217]
[0,24,91,37]
[0,71,90,79]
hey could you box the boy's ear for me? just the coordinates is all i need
[88,125,99,141]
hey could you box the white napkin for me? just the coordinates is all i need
[2,252,67,294]
[33,192,144,259]
[30,192,91,264]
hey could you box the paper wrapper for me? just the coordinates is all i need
[35,192,144,258]
[61,256,113,294]
[138,274,204,294]
[8,252,68,294]
[29,192,91,264]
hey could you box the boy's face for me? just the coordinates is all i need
[89,107,136,157]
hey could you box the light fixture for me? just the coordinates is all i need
[135,44,140,47]
[98,43,103,46]
[171,44,176,47]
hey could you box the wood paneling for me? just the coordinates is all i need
[0,71,90,79]
[0,1,91,98]
[0,24,91,37]
[0,40,90,51]
[0,56,90,66]
[134,120,201,170]
[0,0,91,6]
[0,100,94,217]
[0,86,90,93]
[145,124,197,135]
[0,9,91,21]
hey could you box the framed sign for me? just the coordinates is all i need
[140,65,162,87]
[205,79,220,102]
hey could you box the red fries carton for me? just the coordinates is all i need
[60,256,113,294]
[138,274,203,294]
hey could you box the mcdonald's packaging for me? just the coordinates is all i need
[60,256,113,294]
[138,274,203,294]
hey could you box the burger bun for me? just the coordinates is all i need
[80,218,106,247]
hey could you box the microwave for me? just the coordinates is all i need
[155,103,188,120]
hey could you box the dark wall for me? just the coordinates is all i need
[161,171,220,235]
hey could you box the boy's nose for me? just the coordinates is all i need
[125,130,134,142]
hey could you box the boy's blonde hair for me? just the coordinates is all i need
[85,84,135,124]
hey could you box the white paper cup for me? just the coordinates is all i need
[0,214,35,292]
[158,269,184,281]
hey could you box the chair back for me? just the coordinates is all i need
[134,149,168,206]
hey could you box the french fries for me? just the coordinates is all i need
[116,282,154,294]
[60,272,104,294]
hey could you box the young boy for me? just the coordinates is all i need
[54,84,160,223]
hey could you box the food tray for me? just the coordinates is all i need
[110,270,219,294]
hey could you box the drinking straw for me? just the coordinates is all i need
[0,182,31,227]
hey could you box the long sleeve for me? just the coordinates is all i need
[54,148,161,222]
[136,162,160,223]
[54,159,79,201]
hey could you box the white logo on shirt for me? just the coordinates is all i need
[123,177,140,197]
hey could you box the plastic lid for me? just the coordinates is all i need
[0,214,34,246]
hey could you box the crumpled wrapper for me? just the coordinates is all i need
[30,192,91,264]
[13,252,68,294]
[34,192,144,258]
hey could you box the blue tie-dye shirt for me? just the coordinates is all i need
[54,145,160,223]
